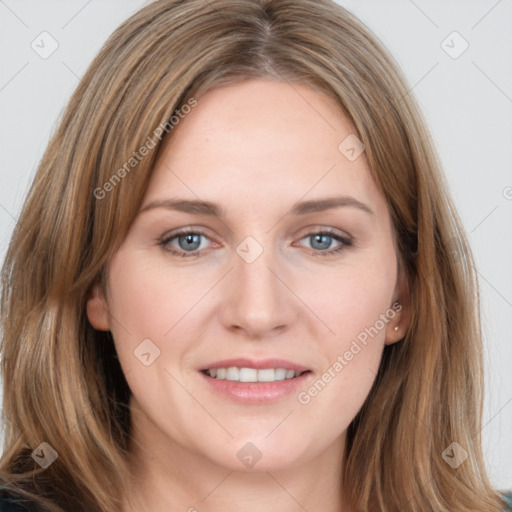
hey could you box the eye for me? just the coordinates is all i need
[296,229,353,256]
[158,228,213,258]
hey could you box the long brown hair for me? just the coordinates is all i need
[0,0,507,510]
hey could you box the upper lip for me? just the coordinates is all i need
[200,358,310,373]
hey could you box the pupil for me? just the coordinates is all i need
[312,234,331,250]
[180,234,200,250]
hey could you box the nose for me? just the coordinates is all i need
[219,241,298,340]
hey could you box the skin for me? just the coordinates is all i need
[87,78,410,512]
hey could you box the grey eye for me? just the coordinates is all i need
[309,234,334,251]
[177,233,203,251]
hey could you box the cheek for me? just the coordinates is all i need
[303,247,397,393]
[294,271,395,436]
[104,252,204,422]
[327,271,395,344]
[312,250,397,350]
[106,250,204,338]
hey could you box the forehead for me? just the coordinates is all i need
[144,78,385,217]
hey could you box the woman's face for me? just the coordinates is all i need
[87,78,408,472]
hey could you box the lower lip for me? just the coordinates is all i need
[199,371,312,404]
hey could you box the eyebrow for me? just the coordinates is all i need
[139,196,374,217]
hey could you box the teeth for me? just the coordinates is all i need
[226,367,239,381]
[274,368,287,381]
[239,368,258,382]
[259,368,278,382]
[206,367,303,383]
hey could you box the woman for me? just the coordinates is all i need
[0,0,510,511]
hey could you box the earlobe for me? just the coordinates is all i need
[86,283,111,331]
[384,319,405,345]
[384,274,412,346]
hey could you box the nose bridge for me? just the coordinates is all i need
[221,233,295,336]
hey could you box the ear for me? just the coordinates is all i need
[86,282,111,331]
[384,269,411,346]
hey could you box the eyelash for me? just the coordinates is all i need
[157,228,353,258]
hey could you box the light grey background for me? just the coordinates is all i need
[0,0,511,490]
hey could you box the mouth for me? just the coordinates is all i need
[198,358,312,404]
[201,367,310,382]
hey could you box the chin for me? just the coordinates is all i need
[203,435,308,473]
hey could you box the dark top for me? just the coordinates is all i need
[0,489,511,511]
[0,494,28,512]
[0,496,25,512]
[502,491,512,511]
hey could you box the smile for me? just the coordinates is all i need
[199,361,313,404]
[202,367,306,382]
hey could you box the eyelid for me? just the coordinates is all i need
[159,226,214,240]
[295,225,353,242]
